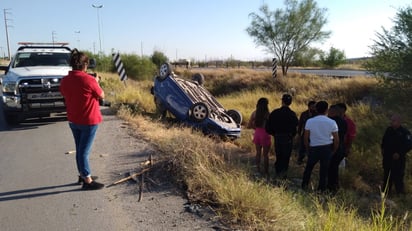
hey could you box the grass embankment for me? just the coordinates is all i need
[100,69,412,231]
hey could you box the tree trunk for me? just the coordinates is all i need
[282,65,288,76]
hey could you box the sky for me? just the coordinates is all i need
[0,0,410,61]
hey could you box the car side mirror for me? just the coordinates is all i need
[88,58,96,69]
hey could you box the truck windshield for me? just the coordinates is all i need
[13,52,71,68]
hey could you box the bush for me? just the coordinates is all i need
[117,54,157,81]
[320,47,346,68]
[83,52,159,81]
[151,51,169,68]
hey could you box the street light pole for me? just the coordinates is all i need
[92,4,103,56]
[74,30,80,49]
[52,30,57,44]
[3,9,12,60]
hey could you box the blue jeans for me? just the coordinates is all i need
[302,144,333,191]
[69,123,98,178]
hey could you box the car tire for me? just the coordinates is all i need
[158,62,173,80]
[4,113,21,125]
[192,73,205,85]
[226,109,242,124]
[190,102,209,122]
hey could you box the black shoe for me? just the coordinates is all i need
[82,181,105,190]
[77,176,99,185]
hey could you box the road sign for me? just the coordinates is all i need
[112,53,127,81]
[272,58,277,78]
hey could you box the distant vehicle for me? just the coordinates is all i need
[0,42,72,123]
[151,63,242,139]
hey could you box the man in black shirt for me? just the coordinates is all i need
[266,94,298,179]
[297,101,316,164]
[381,114,412,195]
[327,104,347,192]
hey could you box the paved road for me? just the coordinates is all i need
[287,68,373,77]
[194,67,373,77]
[0,108,134,230]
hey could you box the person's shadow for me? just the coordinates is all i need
[0,183,81,202]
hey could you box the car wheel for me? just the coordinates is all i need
[226,109,242,124]
[158,62,173,80]
[192,73,205,85]
[191,102,209,121]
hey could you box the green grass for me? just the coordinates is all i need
[100,68,412,231]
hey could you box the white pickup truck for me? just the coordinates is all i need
[0,42,72,124]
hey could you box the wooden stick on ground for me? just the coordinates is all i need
[138,172,144,202]
[106,168,150,188]
[140,154,154,167]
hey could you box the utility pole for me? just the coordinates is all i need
[74,30,80,49]
[3,9,12,60]
[92,4,103,57]
[52,31,57,44]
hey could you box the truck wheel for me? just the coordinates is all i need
[4,113,21,125]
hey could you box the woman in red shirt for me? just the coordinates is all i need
[60,49,105,190]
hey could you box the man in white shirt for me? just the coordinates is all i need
[301,101,339,192]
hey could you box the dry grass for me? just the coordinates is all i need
[100,72,155,113]
[100,68,412,230]
[117,110,308,230]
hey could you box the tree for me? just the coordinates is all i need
[292,47,323,67]
[151,51,169,69]
[365,6,412,79]
[320,47,346,68]
[246,0,330,76]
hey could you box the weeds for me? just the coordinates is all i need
[101,68,412,230]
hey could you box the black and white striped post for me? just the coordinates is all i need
[112,53,128,83]
[272,58,278,79]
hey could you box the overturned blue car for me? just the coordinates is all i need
[151,63,242,139]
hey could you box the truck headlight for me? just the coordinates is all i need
[2,81,17,94]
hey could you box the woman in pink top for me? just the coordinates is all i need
[248,98,271,178]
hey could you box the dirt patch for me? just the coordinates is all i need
[93,110,228,230]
